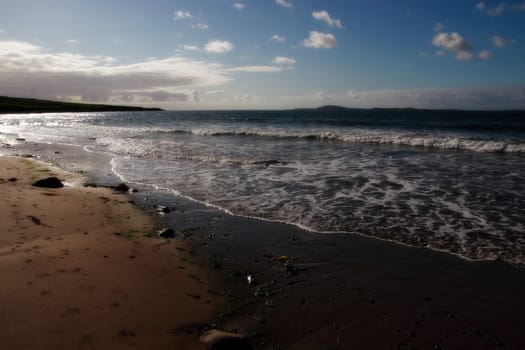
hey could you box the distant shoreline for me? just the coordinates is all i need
[0,96,163,114]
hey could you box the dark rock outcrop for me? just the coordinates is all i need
[32,177,64,188]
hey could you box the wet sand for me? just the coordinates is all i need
[3,140,525,349]
[0,156,218,349]
[161,195,525,349]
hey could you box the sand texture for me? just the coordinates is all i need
[0,157,216,349]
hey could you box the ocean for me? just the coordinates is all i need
[1,109,525,266]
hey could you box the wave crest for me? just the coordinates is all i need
[155,128,525,153]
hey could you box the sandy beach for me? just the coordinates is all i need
[2,140,525,350]
[0,156,218,349]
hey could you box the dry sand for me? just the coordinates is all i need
[0,156,218,349]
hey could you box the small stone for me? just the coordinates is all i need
[118,329,136,337]
[200,329,252,350]
[32,177,64,188]
[264,300,274,307]
[114,183,130,192]
[158,228,176,239]
[27,215,41,225]
[247,275,256,285]
[155,205,172,214]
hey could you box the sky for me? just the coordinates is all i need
[1,0,525,110]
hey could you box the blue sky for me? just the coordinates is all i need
[1,0,524,109]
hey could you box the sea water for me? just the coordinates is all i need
[1,109,524,265]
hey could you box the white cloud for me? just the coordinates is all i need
[174,10,192,20]
[433,22,445,32]
[191,23,209,30]
[315,91,332,100]
[227,65,283,73]
[456,51,475,61]
[179,44,200,51]
[66,39,78,44]
[270,34,286,43]
[478,50,492,60]
[302,31,337,49]
[487,2,505,16]
[233,3,246,10]
[276,0,293,8]
[477,2,506,16]
[432,32,476,60]
[432,32,491,61]
[433,32,472,52]
[204,40,234,53]
[476,2,486,12]
[0,29,4,34]
[312,10,343,29]
[0,40,229,103]
[272,56,296,65]
[206,89,224,95]
[491,35,506,48]
[234,94,251,102]
[515,2,525,11]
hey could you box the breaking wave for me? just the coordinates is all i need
[156,128,525,153]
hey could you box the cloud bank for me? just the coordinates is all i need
[0,40,229,103]
[341,86,525,110]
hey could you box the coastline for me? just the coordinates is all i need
[0,96,163,114]
[0,156,218,349]
[2,139,525,349]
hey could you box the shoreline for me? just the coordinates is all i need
[0,155,219,349]
[2,139,525,349]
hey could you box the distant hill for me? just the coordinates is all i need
[315,105,356,111]
[293,105,361,112]
[293,105,524,115]
[0,96,163,114]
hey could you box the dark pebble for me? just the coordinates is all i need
[118,329,136,337]
[32,177,64,188]
[27,215,42,225]
[114,183,130,192]
[158,228,176,239]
